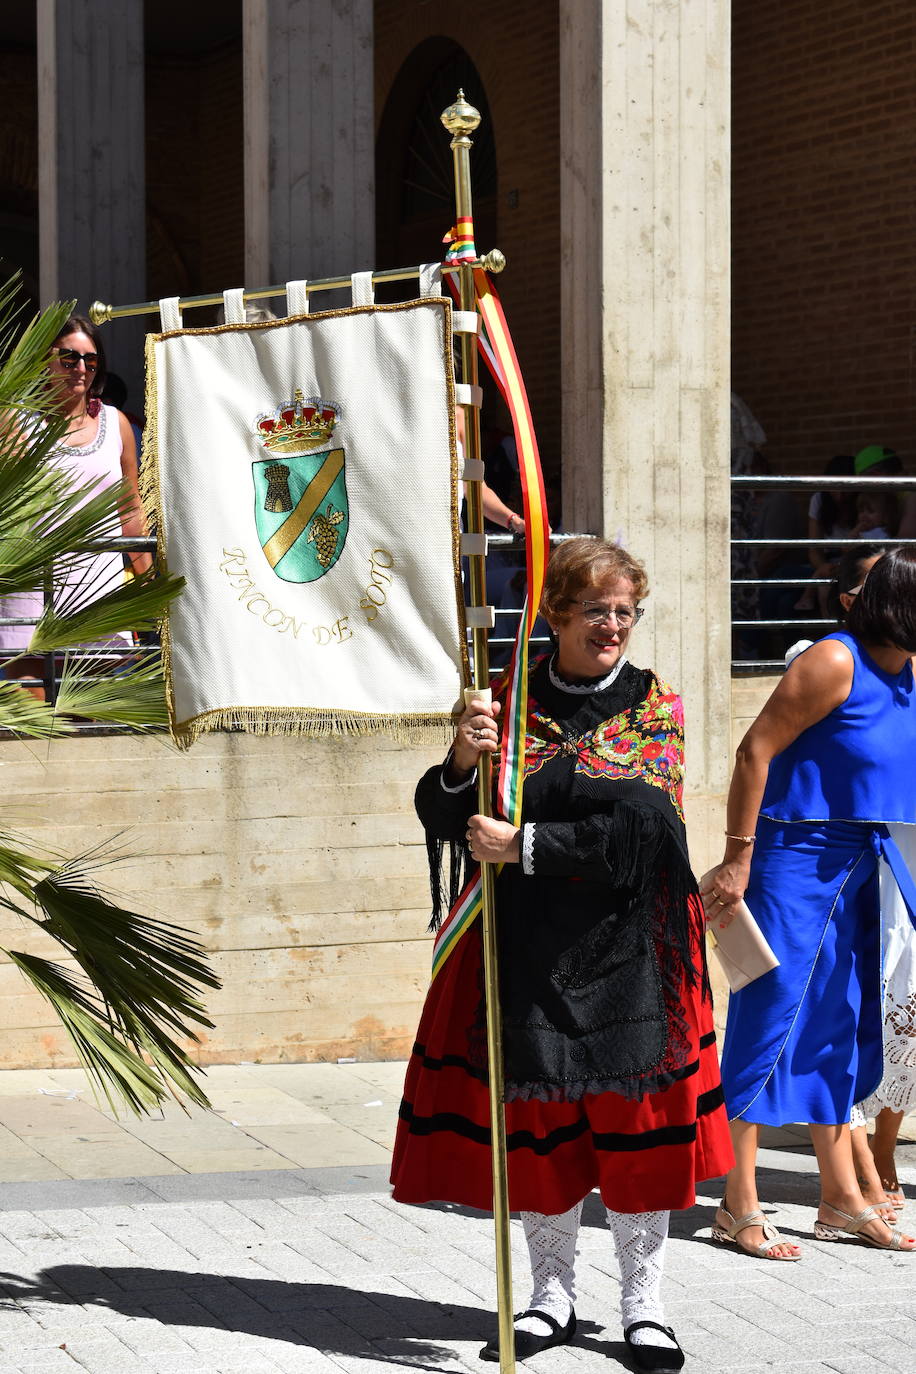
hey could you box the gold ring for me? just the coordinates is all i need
[715,897,727,906]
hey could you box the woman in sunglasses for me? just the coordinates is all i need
[392,538,733,1372]
[0,314,151,695]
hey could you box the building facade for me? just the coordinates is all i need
[0,0,733,1064]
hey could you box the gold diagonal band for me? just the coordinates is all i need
[262,448,345,569]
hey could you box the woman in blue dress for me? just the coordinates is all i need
[703,547,916,1258]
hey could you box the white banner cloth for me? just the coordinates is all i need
[144,297,467,746]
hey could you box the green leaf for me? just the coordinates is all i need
[0,680,75,738]
[0,830,56,901]
[24,856,220,1111]
[0,477,127,599]
[54,653,170,729]
[29,569,184,653]
[3,951,178,1115]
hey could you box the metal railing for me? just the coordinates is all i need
[2,530,571,729]
[731,474,916,671]
[482,531,581,676]
[13,489,897,730]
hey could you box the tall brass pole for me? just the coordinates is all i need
[441,91,515,1374]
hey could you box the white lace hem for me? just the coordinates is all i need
[854,824,916,1120]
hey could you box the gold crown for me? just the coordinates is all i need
[255,390,339,454]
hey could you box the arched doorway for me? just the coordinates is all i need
[376,39,497,291]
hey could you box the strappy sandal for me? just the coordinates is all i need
[814,1201,915,1251]
[711,1199,801,1260]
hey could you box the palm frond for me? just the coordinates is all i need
[54,652,170,729]
[36,859,220,1010]
[0,476,125,599]
[0,278,217,1115]
[3,951,182,1114]
[0,286,73,420]
[0,679,75,739]
[29,569,184,654]
[0,829,56,902]
[23,857,220,1111]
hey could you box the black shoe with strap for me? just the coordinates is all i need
[623,1320,685,1372]
[479,1308,577,1362]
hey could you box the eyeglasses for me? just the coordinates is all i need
[575,601,644,627]
[52,348,99,372]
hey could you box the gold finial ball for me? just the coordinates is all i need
[88,300,112,325]
[480,249,507,275]
[441,88,481,137]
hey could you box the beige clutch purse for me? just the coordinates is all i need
[698,869,780,993]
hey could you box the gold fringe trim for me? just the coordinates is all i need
[140,332,164,538]
[140,333,182,733]
[170,706,457,752]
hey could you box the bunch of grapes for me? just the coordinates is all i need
[308,504,345,567]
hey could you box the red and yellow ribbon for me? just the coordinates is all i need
[431,266,550,980]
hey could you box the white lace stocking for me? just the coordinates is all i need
[517,1203,581,1335]
[606,1208,677,1348]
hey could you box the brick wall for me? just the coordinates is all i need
[732,2,916,473]
[374,0,561,483]
[146,43,244,305]
[0,45,39,302]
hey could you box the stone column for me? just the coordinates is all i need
[36,0,146,404]
[559,0,732,874]
[243,0,374,291]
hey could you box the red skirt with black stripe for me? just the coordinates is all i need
[391,918,734,1215]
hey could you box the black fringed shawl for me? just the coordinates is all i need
[415,655,708,1104]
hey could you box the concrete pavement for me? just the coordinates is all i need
[0,1063,915,1373]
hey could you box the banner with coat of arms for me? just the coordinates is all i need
[143,297,468,747]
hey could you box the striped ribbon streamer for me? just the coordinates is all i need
[430,872,483,982]
[430,268,550,981]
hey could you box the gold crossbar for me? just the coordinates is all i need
[89,252,505,325]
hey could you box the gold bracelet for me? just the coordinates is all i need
[725,831,756,844]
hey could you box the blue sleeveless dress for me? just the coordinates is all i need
[721,632,916,1126]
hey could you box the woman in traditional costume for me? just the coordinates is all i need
[705,546,916,1258]
[391,538,733,1372]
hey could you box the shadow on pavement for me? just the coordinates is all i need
[0,1267,608,1369]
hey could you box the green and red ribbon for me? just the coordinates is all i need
[442,217,478,265]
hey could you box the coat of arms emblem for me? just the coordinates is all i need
[252,391,348,583]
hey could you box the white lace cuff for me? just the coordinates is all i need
[440,750,477,793]
[521,823,536,874]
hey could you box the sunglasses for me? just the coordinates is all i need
[52,348,99,372]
